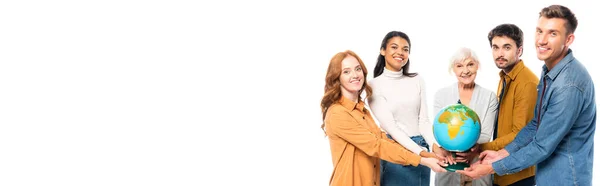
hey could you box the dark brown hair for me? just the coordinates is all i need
[539,5,578,34]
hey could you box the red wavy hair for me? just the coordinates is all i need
[320,50,372,133]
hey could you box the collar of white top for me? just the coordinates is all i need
[382,67,404,78]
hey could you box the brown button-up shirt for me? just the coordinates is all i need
[325,96,421,186]
[481,61,538,185]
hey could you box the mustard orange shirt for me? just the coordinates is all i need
[481,60,538,185]
[325,96,421,186]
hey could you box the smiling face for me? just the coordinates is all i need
[535,16,574,68]
[340,55,365,98]
[452,58,479,85]
[380,36,410,72]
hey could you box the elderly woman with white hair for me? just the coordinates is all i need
[432,47,497,186]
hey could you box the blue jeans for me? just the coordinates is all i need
[381,135,430,186]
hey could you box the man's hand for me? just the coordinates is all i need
[479,149,509,164]
[456,163,495,179]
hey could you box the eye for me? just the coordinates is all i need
[504,46,511,50]
[356,67,362,72]
[468,63,474,66]
[551,32,558,36]
[391,46,398,50]
[343,70,350,74]
[536,30,542,34]
[403,48,409,52]
[492,46,498,50]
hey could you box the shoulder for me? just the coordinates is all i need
[517,64,540,85]
[476,85,498,105]
[435,84,454,95]
[552,58,593,94]
[476,84,496,96]
[411,74,426,83]
[433,84,454,103]
[325,104,351,122]
[368,76,386,89]
[327,103,346,114]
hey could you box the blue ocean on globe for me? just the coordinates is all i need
[432,104,481,152]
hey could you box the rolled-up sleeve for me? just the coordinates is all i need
[327,108,421,166]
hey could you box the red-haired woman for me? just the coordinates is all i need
[321,50,446,186]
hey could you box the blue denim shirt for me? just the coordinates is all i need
[492,49,596,186]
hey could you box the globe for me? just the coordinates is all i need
[433,104,481,152]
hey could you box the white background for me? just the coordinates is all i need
[0,0,598,185]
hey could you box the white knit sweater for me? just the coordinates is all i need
[367,68,435,154]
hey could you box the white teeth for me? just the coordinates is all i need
[394,57,403,61]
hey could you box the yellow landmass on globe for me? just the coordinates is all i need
[437,109,467,140]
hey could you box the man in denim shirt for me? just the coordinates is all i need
[458,5,596,186]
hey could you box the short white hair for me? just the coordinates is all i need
[448,47,480,73]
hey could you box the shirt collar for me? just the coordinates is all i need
[339,96,365,112]
[543,49,574,80]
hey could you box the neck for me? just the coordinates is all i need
[383,67,404,78]
[341,89,359,103]
[385,65,402,72]
[545,48,569,71]
[458,82,475,90]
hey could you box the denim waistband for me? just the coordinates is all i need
[386,134,428,148]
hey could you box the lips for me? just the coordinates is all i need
[538,46,550,53]
[393,56,404,62]
[350,79,362,84]
[460,73,472,78]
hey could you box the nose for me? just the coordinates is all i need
[495,50,504,59]
[350,70,359,78]
[537,34,548,46]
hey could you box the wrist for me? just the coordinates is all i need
[487,164,496,174]
[499,149,509,157]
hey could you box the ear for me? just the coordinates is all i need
[380,48,385,56]
[565,33,575,47]
[517,46,523,57]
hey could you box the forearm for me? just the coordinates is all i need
[481,132,517,151]
[328,111,421,166]
[385,126,425,154]
[478,95,497,144]
[504,120,536,153]
[495,87,582,174]
[419,120,436,149]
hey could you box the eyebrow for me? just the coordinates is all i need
[536,27,561,34]
[342,65,361,70]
